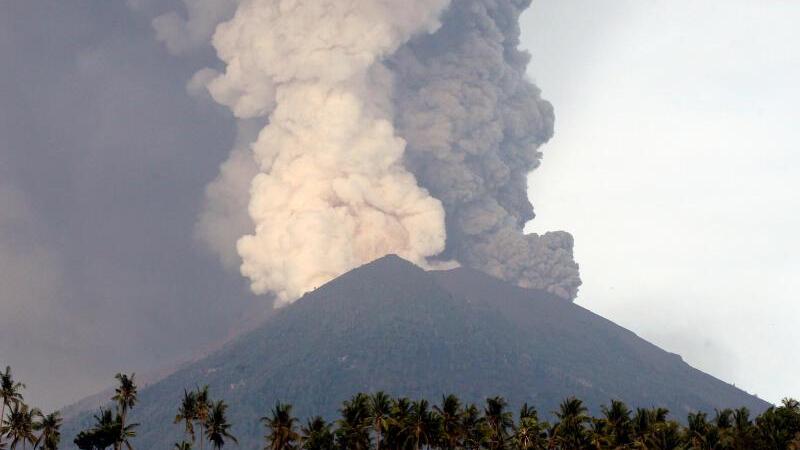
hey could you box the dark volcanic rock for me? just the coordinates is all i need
[61,255,769,449]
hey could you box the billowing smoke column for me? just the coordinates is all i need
[389,0,581,300]
[182,0,581,304]
[199,0,451,304]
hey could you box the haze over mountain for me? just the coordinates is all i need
[61,255,769,449]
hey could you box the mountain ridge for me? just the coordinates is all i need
[61,254,769,449]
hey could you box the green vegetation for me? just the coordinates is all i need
[255,392,800,450]
[56,258,771,448]
[0,366,62,450]
[70,377,237,450]
[2,367,799,449]
[72,373,138,450]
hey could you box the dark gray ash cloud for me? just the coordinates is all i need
[178,0,581,301]
[390,0,581,299]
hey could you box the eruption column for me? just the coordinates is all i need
[203,0,451,304]
[188,0,582,304]
[390,0,582,299]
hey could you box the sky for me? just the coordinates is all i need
[521,0,800,403]
[0,0,797,411]
[0,1,271,411]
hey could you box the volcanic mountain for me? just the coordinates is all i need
[61,255,769,449]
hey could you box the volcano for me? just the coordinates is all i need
[61,255,768,449]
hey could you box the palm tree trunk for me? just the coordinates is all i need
[115,411,126,450]
[0,400,5,447]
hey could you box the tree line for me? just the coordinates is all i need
[0,367,61,450]
[253,394,799,450]
[2,366,799,449]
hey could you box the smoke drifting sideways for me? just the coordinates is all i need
[390,0,581,300]
[169,0,581,304]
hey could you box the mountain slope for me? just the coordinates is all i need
[61,255,769,449]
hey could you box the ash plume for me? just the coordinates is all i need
[194,119,260,271]
[151,0,238,55]
[197,0,451,304]
[165,0,581,303]
[389,0,581,299]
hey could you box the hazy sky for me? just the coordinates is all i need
[1,0,797,411]
[521,0,800,403]
[0,1,270,411]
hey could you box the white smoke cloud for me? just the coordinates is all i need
[199,0,451,304]
[151,0,239,55]
[155,0,581,304]
[194,120,260,270]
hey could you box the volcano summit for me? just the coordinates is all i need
[61,255,767,449]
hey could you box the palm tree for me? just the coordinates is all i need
[601,399,632,447]
[511,403,547,450]
[73,431,99,450]
[204,401,237,450]
[87,407,119,450]
[784,398,800,413]
[731,407,754,450]
[1,403,40,450]
[112,374,137,450]
[262,402,299,450]
[632,407,655,444]
[336,394,370,450]
[460,404,484,450]
[483,397,513,450]
[652,407,670,424]
[175,390,199,443]
[84,406,136,450]
[386,397,412,450]
[195,386,212,450]
[645,420,685,450]
[754,404,799,450]
[713,408,735,448]
[552,397,590,449]
[687,411,710,449]
[368,392,392,450]
[113,416,138,450]
[512,413,546,450]
[299,417,333,450]
[519,403,537,421]
[588,419,611,450]
[434,395,463,450]
[0,367,26,448]
[33,411,61,450]
[403,399,438,450]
